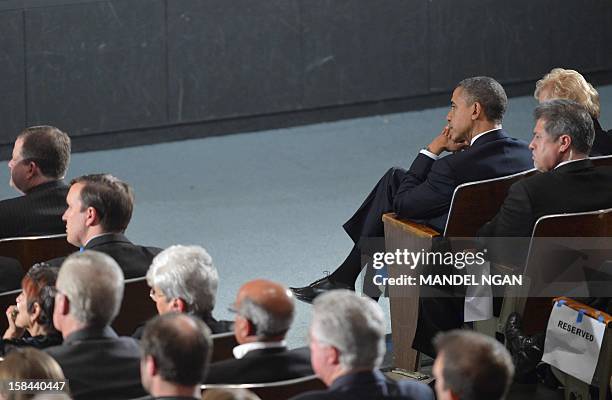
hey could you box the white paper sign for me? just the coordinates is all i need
[541,301,606,384]
[464,261,493,322]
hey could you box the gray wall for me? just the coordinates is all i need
[0,0,611,155]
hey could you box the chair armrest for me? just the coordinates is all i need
[553,297,612,325]
[382,213,441,238]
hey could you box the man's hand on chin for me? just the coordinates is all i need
[427,126,469,155]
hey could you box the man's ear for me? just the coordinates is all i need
[145,355,158,377]
[25,160,39,180]
[58,293,70,316]
[558,134,572,153]
[235,316,256,340]
[327,345,341,366]
[472,102,482,120]
[85,206,99,227]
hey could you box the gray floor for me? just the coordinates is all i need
[1,87,611,394]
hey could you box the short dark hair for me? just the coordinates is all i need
[141,313,212,386]
[71,174,134,233]
[22,262,59,332]
[18,126,71,179]
[457,77,507,124]
[534,99,595,154]
[434,330,514,400]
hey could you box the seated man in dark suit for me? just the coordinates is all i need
[479,99,612,259]
[415,100,612,358]
[134,244,232,338]
[291,76,533,303]
[1,125,71,239]
[478,99,612,383]
[432,330,514,400]
[48,174,161,278]
[205,279,313,384]
[140,313,212,400]
[46,251,146,400]
[291,290,433,400]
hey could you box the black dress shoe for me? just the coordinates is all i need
[504,312,545,384]
[290,276,355,303]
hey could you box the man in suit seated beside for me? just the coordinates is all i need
[291,290,433,400]
[140,313,212,400]
[290,76,533,303]
[46,251,146,400]
[432,330,514,400]
[478,99,612,383]
[205,279,313,384]
[479,99,612,262]
[1,125,71,239]
[137,244,232,338]
[48,174,161,278]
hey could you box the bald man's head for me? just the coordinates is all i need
[233,279,295,342]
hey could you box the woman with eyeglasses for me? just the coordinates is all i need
[1,263,62,355]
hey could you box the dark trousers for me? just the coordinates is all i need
[329,167,408,285]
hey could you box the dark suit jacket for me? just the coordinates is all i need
[479,159,612,237]
[48,233,161,278]
[393,129,533,231]
[478,159,612,268]
[590,119,612,156]
[45,326,146,400]
[205,345,313,384]
[291,370,433,400]
[0,180,68,239]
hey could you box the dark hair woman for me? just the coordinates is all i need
[2,263,62,355]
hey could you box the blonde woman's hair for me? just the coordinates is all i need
[534,68,600,118]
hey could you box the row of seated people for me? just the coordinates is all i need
[0,247,516,400]
[0,69,611,399]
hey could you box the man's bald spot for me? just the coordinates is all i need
[237,279,294,317]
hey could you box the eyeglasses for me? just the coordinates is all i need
[149,287,165,302]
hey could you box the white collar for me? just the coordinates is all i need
[554,157,588,170]
[470,126,502,145]
[232,340,287,359]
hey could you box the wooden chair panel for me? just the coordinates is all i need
[112,277,158,336]
[211,332,238,363]
[202,375,326,400]
[0,234,77,272]
[444,168,536,237]
[384,169,534,371]
[505,209,612,336]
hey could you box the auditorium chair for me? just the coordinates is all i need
[0,233,77,272]
[382,168,535,371]
[544,297,611,400]
[493,208,612,340]
[201,375,326,400]
[211,332,239,362]
[112,276,158,336]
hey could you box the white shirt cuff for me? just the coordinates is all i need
[419,148,440,160]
